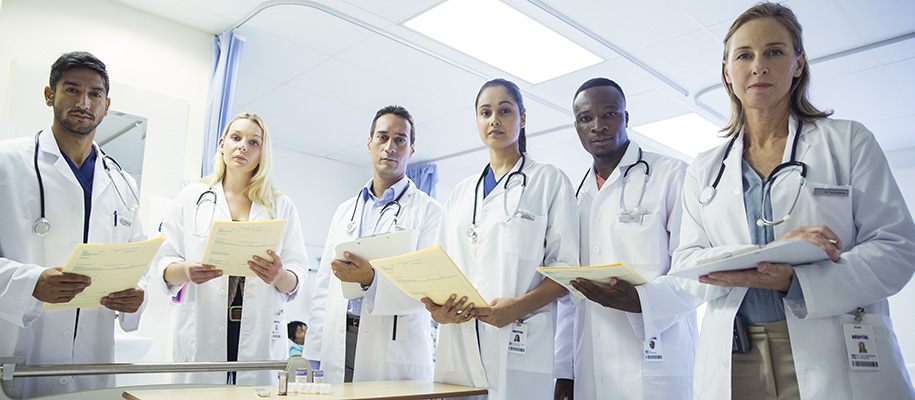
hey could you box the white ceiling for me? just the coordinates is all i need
[113,0,915,191]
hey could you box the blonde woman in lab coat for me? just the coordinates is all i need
[155,113,307,385]
[424,78,579,400]
[672,3,915,399]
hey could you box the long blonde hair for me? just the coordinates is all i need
[202,113,281,216]
[721,2,831,137]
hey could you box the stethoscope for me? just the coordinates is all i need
[466,154,528,243]
[192,188,218,237]
[345,181,410,236]
[575,148,651,224]
[698,120,807,226]
[32,130,140,237]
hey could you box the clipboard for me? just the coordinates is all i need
[369,246,489,308]
[334,230,412,299]
[668,239,830,281]
[538,263,649,300]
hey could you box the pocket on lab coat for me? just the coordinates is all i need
[798,183,854,244]
[507,312,553,374]
[501,212,547,262]
[612,213,663,270]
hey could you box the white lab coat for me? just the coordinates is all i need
[555,143,698,400]
[154,182,307,385]
[0,131,147,399]
[434,156,579,400]
[672,117,915,400]
[305,179,441,383]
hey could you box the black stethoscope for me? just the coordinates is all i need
[192,188,218,237]
[576,148,651,224]
[32,130,139,237]
[698,120,807,226]
[345,181,410,236]
[466,154,528,243]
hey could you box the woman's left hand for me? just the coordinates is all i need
[699,262,794,291]
[249,249,284,285]
[475,297,524,328]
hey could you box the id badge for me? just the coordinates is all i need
[508,321,527,355]
[272,319,283,340]
[643,335,663,362]
[618,213,644,224]
[843,323,880,371]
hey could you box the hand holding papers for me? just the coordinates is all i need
[668,239,831,281]
[201,219,287,277]
[334,231,412,299]
[369,246,489,308]
[43,238,163,310]
[538,263,648,300]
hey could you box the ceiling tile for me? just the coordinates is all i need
[241,4,375,55]
[632,29,724,95]
[341,0,441,23]
[623,89,692,127]
[525,59,657,110]
[233,70,283,107]
[236,26,333,83]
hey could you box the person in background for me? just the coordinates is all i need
[288,320,307,357]
[554,78,698,400]
[672,3,915,399]
[0,51,147,398]
[306,105,441,383]
[155,112,308,385]
[426,78,578,400]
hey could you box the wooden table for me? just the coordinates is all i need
[123,380,487,399]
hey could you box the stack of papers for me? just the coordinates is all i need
[369,246,489,307]
[200,219,287,277]
[334,231,412,299]
[44,238,163,310]
[538,264,648,299]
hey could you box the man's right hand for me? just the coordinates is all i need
[32,267,91,303]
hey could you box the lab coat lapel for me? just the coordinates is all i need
[717,133,752,244]
[249,201,268,221]
[787,116,812,163]
[211,183,233,221]
[38,128,81,189]
[90,143,113,205]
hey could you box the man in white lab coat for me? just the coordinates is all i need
[554,78,699,400]
[305,105,441,383]
[0,51,147,399]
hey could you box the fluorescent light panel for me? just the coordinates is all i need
[632,113,727,159]
[404,0,602,84]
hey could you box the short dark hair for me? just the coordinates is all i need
[475,78,527,153]
[370,105,415,144]
[574,78,625,104]
[49,51,110,94]
[287,320,306,341]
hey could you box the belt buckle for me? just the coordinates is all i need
[348,316,360,329]
[229,306,243,322]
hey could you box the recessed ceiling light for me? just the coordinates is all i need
[404,0,602,84]
[632,113,727,159]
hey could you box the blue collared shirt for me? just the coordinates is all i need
[347,177,410,316]
[61,146,97,244]
[483,166,506,199]
[738,159,803,324]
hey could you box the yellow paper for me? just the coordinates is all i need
[44,238,163,310]
[369,246,489,307]
[200,219,287,277]
[538,263,649,300]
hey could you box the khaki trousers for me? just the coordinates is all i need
[731,320,801,400]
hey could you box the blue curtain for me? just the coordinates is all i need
[201,30,246,177]
[407,163,439,199]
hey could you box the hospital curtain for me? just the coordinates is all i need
[201,30,246,177]
[407,163,439,199]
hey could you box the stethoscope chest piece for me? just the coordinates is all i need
[466,227,478,243]
[32,218,51,237]
[345,221,356,234]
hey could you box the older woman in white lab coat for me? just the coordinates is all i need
[155,113,307,385]
[425,79,579,400]
[672,4,915,399]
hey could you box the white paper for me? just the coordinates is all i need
[200,219,287,277]
[538,263,648,300]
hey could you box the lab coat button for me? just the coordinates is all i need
[730,301,738,307]
[592,246,600,254]
[594,213,601,220]
[339,328,344,334]
[722,359,729,368]
[218,327,226,333]
[59,377,69,384]
[71,206,79,214]
[62,329,73,337]
[734,187,741,195]
[219,289,227,296]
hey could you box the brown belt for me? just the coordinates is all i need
[347,315,360,329]
[229,305,243,322]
